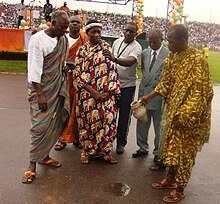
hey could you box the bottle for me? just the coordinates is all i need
[130,100,148,124]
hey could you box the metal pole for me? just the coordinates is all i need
[165,0,170,40]
[131,0,135,20]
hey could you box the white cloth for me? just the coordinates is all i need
[66,33,79,48]
[150,45,162,62]
[27,30,57,83]
[112,37,142,88]
[32,10,40,19]
[24,30,32,51]
[16,3,25,16]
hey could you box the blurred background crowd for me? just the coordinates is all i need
[0,2,220,51]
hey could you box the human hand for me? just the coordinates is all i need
[92,90,102,101]
[101,92,110,102]
[102,49,115,62]
[37,93,47,112]
[139,95,151,106]
[63,64,70,73]
[139,91,158,106]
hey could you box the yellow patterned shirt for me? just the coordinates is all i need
[155,47,213,187]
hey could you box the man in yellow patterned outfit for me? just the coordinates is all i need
[140,24,213,203]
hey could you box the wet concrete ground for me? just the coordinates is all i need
[0,74,220,204]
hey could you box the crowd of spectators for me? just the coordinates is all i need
[0,2,220,50]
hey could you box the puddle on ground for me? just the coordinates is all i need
[104,183,131,197]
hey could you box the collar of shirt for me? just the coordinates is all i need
[150,44,163,57]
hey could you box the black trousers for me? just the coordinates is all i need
[18,15,23,28]
[45,15,51,22]
[117,86,136,146]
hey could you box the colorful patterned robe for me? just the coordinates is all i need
[74,40,120,159]
[155,47,213,187]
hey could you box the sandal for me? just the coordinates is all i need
[38,158,62,167]
[22,171,36,184]
[149,164,165,172]
[152,179,177,189]
[81,152,90,164]
[104,156,118,164]
[54,141,67,151]
[149,165,161,172]
[163,190,185,203]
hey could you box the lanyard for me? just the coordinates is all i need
[117,40,131,58]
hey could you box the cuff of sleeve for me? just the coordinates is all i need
[28,77,41,84]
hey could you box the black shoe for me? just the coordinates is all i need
[116,145,125,154]
[132,150,148,158]
[153,156,165,169]
[153,155,159,164]
[73,142,83,149]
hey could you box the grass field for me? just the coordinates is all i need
[0,51,220,83]
[207,51,220,83]
[137,51,220,84]
[0,60,27,73]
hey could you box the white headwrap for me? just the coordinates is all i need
[84,23,103,32]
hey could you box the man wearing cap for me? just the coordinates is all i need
[74,19,120,164]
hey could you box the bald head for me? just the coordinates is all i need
[148,29,163,39]
[148,29,163,51]
[167,24,188,53]
[51,10,69,22]
[50,10,69,38]
[169,24,188,42]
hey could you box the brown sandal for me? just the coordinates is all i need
[38,158,62,167]
[104,156,118,164]
[149,165,164,172]
[163,190,185,203]
[81,152,90,164]
[152,179,177,189]
[54,141,67,151]
[22,171,36,184]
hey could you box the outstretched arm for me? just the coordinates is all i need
[102,49,137,66]
[139,90,159,105]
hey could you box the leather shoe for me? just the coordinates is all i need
[154,155,159,164]
[132,150,148,158]
[116,145,125,154]
[153,156,165,169]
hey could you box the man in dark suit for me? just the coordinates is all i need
[132,29,169,167]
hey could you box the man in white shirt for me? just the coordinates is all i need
[22,10,69,184]
[16,0,25,28]
[103,22,142,154]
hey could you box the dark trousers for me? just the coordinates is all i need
[117,86,136,146]
[45,16,51,22]
[18,15,23,28]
